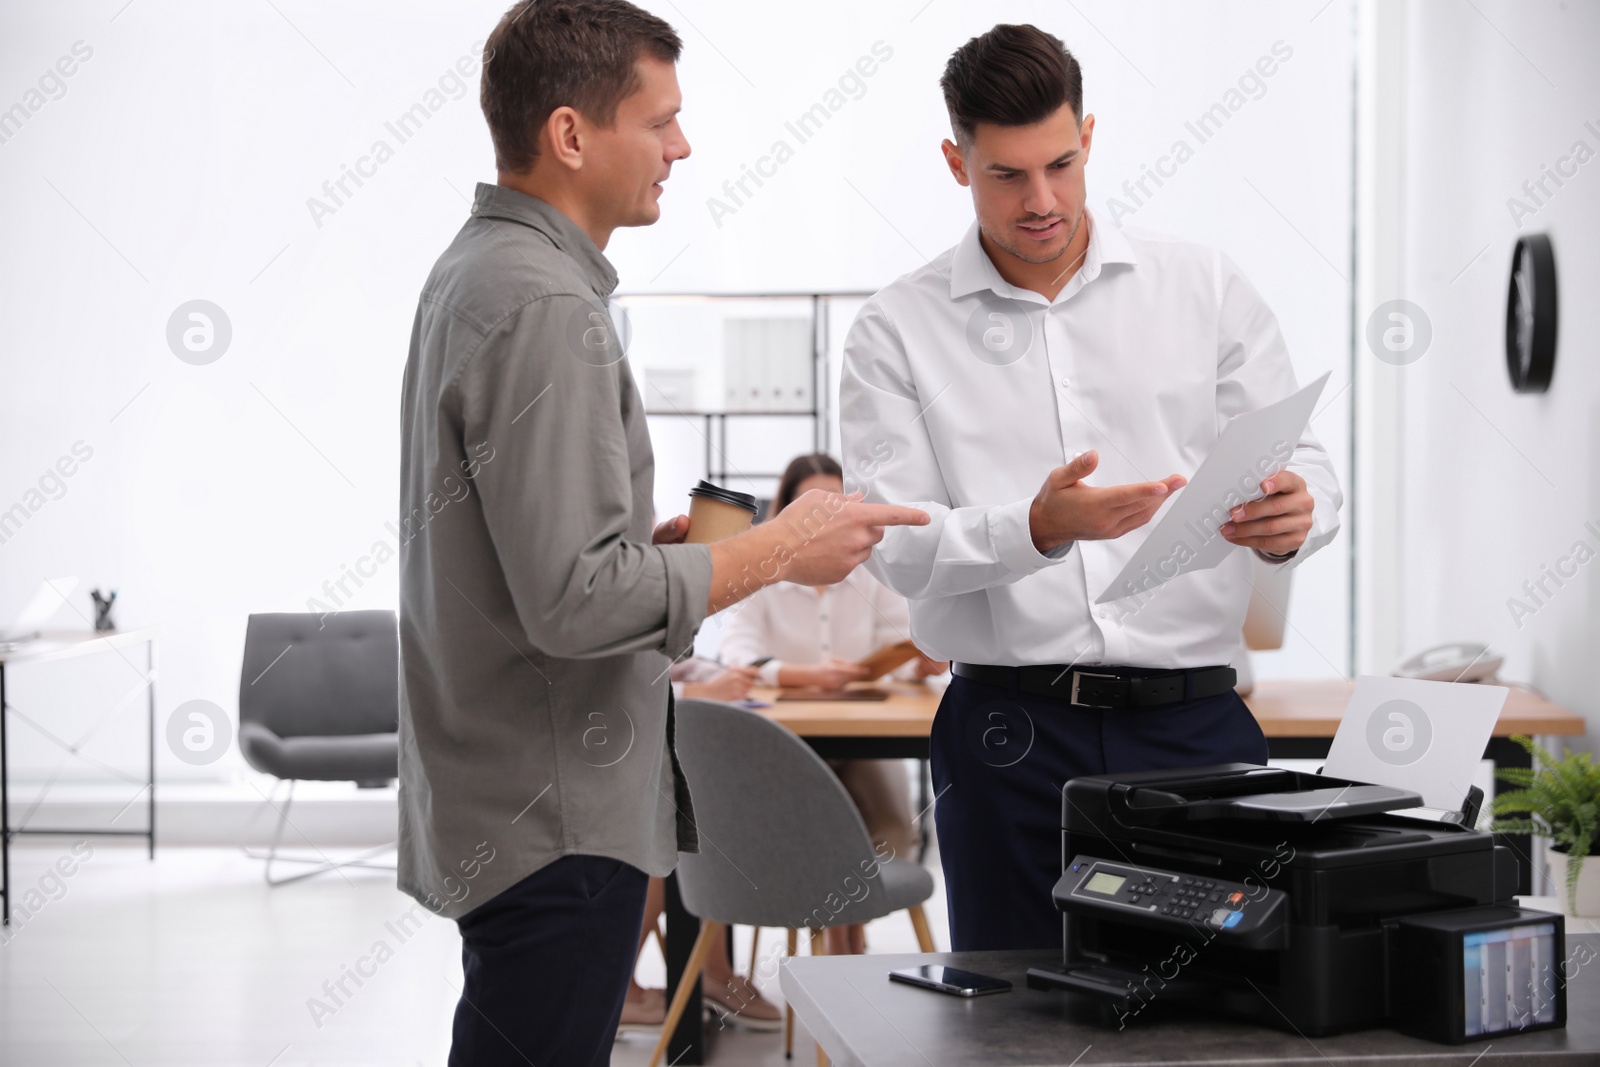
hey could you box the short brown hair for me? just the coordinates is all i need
[772,453,844,515]
[481,0,682,173]
[939,24,1082,146]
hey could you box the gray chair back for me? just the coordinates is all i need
[673,698,905,930]
[238,611,398,738]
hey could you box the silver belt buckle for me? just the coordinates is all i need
[1069,670,1118,707]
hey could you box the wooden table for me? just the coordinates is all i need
[662,677,1587,1064]
[0,629,160,925]
[1244,677,1585,747]
[754,681,942,758]
[753,676,1587,755]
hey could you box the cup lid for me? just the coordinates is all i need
[689,480,758,513]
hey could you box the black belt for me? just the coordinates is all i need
[951,662,1237,709]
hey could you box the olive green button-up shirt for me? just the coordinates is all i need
[397,182,710,919]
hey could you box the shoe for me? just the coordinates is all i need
[617,986,665,1032]
[702,974,783,1032]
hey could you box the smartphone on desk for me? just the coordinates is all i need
[889,965,1011,997]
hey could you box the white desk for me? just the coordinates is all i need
[0,628,159,924]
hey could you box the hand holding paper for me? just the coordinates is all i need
[1219,468,1316,557]
[1094,372,1330,604]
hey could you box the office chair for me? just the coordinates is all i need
[238,610,399,886]
[650,699,936,1067]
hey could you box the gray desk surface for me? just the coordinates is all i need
[779,939,1599,1067]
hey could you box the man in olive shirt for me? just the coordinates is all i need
[398,3,927,1064]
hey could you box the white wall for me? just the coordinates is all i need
[0,0,1353,788]
[1370,0,1600,750]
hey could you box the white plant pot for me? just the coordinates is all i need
[1545,849,1600,917]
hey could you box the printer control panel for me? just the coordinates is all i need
[1061,855,1284,936]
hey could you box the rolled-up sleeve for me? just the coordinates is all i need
[456,294,712,659]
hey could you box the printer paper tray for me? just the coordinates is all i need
[1110,769,1420,824]
[1186,784,1420,822]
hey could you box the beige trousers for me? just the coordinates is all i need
[827,758,921,861]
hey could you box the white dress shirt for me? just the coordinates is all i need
[718,568,916,687]
[838,213,1341,669]
[668,656,722,699]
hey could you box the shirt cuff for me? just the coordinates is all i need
[757,660,782,687]
[659,543,714,662]
[990,495,1072,576]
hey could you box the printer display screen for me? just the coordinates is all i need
[1462,921,1558,1036]
[1084,872,1125,895]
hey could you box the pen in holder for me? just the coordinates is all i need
[91,589,118,632]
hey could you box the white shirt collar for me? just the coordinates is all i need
[948,208,1137,303]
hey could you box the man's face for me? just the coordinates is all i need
[582,55,690,229]
[944,103,1094,266]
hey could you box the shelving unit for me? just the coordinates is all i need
[611,291,874,503]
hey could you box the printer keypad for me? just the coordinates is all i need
[1068,857,1264,933]
[1158,878,1223,921]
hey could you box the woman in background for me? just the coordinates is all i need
[720,453,947,954]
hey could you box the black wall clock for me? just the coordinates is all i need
[1505,233,1557,393]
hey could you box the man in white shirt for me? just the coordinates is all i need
[839,23,1341,951]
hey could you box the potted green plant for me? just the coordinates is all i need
[1491,734,1600,917]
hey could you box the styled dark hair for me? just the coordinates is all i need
[771,453,844,515]
[939,23,1082,146]
[481,0,682,173]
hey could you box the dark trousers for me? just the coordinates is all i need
[929,672,1269,952]
[449,853,649,1067]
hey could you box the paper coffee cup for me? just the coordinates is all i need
[685,480,758,544]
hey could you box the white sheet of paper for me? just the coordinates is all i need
[1094,372,1330,605]
[1323,676,1508,811]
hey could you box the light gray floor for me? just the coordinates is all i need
[0,840,949,1065]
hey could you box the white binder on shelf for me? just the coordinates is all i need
[766,317,813,412]
[723,318,767,412]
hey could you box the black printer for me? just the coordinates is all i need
[1027,764,1567,1044]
